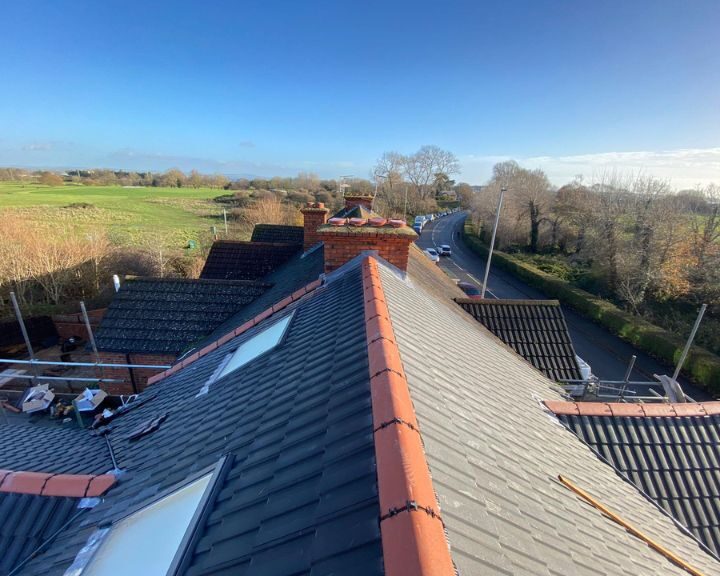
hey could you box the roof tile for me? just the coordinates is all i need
[0,471,52,494]
[42,474,93,498]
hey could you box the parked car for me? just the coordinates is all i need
[457,281,482,298]
[437,244,452,256]
[424,248,440,263]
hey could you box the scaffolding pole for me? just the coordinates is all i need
[1,359,171,370]
[481,188,505,299]
[9,292,38,385]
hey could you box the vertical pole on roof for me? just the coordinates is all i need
[212,226,218,240]
[80,301,104,386]
[620,355,636,400]
[10,291,38,385]
[403,185,409,223]
[480,188,505,299]
[671,303,707,385]
[223,209,228,236]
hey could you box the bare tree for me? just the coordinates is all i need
[402,145,459,199]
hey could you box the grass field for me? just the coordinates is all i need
[0,181,235,248]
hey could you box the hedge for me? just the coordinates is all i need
[462,224,720,394]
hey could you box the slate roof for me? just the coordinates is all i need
[250,224,304,245]
[2,255,720,575]
[200,241,301,281]
[456,298,583,381]
[555,406,720,557]
[94,278,270,354]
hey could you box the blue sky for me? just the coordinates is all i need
[1,0,718,186]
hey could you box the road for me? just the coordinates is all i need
[416,211,709,400]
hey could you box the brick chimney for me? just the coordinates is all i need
[300,202,329,251]
[318,218,417,273]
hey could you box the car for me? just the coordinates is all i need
[437,244,452,256]
[424,248,440,263]
[413,224,423,234]
[457,281,482,298]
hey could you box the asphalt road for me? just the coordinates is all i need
[416,211,710,401]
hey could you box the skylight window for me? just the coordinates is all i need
[82,474,212,576]
[217,312,294,380]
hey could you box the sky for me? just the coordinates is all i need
[0,0,718,188]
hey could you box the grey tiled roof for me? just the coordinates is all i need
[378,264,720,575]
[200,241,301,281]
[94,278,269,354]
[12,264,383,575]
[250,224,304,245]
[560,413,720,557]
[456,298,582,381]
[0,422,110,475]
[0,493,84,575]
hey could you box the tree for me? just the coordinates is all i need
[402,145,459,199]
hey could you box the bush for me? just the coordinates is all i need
[462,224,720,393]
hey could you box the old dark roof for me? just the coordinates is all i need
[94,277,269,354]
[200,241,301,281]
[198,245,325,347]
[250,224,304,245]
[455,298,582,381]
[332,204,375,219]
[550,401,720,557]
[0,493,83,575]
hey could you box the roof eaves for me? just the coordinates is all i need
[146,276,324,386]
[362,257,455,576]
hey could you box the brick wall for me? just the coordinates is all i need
[53,309,106,341]
[97,351,175,395]
[320,233,415,272]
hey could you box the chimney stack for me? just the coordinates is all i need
[300,202,329,251]
[318,217,417,273]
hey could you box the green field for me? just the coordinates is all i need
[0,182,234,248]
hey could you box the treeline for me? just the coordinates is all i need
[371,145,474,216]
[471,160,720,353]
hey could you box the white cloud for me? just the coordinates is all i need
[462,147,720,189]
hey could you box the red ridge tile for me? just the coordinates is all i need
[361,257,454,576]
[543,400,579,416]
[0,471,52,494]
[608,403,646,417]
[381,512,456,576]
[86,474,117,497]
[701,402,720,416]
[370,370,419,430]
[576,402,613,416]
[43,474,93,497]
[672,403,707,417]
[641,403,678,417]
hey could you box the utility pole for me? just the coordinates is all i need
[481,188,505,299]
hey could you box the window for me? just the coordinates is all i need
[82,474,211,575]
[216,312,294,380]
